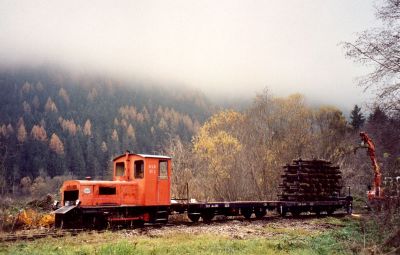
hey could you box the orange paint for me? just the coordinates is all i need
[60,153,171,207]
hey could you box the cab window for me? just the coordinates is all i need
[115,162,125,176]
[159,160,168,178]
[134,160,144,179]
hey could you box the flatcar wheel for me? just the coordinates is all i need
[241,209,252,220]
[201,212,214,222]
[254,208,266,219]
[291,209,300,217]
[326,209,335,216]
[188,213,200,223]
[278,206,287,217]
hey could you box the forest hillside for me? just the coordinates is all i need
[0,66,214,194]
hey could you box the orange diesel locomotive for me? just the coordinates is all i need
[55,152,171,228]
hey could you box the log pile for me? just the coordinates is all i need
[279,159,342,201]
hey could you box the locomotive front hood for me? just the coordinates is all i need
[61,180,122,191]
[60,179,140,207]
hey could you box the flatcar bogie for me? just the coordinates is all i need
[254,208,266,219]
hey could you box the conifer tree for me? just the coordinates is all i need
[350,105,365,130]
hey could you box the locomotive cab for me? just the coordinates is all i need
[111,152,171,206]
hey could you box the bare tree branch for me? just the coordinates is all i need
[343,0,400,114]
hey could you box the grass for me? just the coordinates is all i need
[0,216,389,255]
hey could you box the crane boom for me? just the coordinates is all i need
[357,132,382,199]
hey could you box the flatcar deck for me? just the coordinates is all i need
[170,196,352,221]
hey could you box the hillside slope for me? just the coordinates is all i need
[0,67,213,187]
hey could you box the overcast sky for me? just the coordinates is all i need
[0,0,378,110]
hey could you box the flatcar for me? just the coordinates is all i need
[54,152,352,228]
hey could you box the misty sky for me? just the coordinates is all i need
[0,0,378,111]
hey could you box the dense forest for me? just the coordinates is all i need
[0,67,214,195]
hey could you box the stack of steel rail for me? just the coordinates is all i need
[279,159,342,201]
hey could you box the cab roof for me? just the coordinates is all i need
[113,153,171,161]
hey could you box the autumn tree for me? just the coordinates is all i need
[35,81,44,91]
[59,117,77,136]
[87,87,98,102]
[31,125,47,142]
[48,133,66,176]
[83,119,92,136]
[28,125,49,177]
[193,110,244,200]
[32,95,40,110]
[49,133,64,155]
[312,106,349,162]
[165,136,201,199]
[109,129,120,156]
[58,87,70,105]
[44,97,58,112]
[17,119,27,143]
[21,81,33,94]
[22,101,31,113]
[241,92,315,199]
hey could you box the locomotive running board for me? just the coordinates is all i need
[53,205,77,214]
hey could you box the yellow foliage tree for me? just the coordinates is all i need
[49,133,64,155]
[193,111,243,199]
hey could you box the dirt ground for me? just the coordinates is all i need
[0,213,348,242]
[117,215,346,240]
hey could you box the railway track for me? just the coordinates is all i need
[0,212,348,243]
[0,229,88,242]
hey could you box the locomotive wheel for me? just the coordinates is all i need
[254,208,266,219]
[133,220,145,228]
[93,215,107,230]
[241,209,252,219]
[83,215,97,229]
[201,211,214,222]
[188,213,200,223]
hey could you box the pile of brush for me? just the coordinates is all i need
[279,159,342,201]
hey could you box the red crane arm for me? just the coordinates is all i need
[359,132,382,197]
